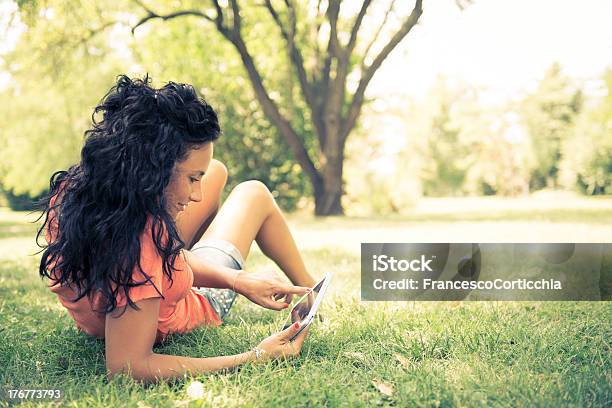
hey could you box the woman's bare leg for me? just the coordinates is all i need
[176,159,228,249]
[197,180,316,288]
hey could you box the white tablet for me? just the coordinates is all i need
[281,272,332,340]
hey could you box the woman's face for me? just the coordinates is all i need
[164,142,213,219]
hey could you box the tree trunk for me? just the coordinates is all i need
[313,146,344,216]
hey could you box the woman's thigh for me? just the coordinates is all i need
[176,159,228,247]
[196,180,273,262]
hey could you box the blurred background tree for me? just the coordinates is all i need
[521,63,583,190]
[559,69,612,195]
[0,1,129,208]
[420,97,471,196]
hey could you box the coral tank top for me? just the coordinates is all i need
[44,184,221,344]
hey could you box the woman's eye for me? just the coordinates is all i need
[190,177,199,183]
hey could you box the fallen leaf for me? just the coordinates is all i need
[372,379,394,397]
[343,351,366,361]
[394,353,412,369]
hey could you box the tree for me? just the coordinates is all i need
[420,100,471,196]
[521,63,582,190]
[130,0,424,215]
[559,69,612,195]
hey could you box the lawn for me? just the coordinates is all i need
[0,195,611,407]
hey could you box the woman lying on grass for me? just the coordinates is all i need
[36,75,317,384]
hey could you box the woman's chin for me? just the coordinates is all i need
[167,208,179,220]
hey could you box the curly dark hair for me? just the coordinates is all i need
[35,74,221,314]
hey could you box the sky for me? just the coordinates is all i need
[367,0,612,103]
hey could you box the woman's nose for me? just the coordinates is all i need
[190,182,203,202]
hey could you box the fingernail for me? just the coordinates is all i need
[293,322,300,329]
[283,303,289,308]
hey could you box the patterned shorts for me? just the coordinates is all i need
[191,238,245,321]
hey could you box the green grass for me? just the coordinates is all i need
[0,197,611,407]
[0,208,40,240]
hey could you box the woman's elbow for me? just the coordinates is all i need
[105,358,152,383]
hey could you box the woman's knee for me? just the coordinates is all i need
[208,159,228,187]
[232,180,273,205]
[201,159,228,200]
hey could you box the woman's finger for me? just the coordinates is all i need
[276,284,310,296]
[280,321,303,341]
[262,298,289,311]
[291,323,310,347]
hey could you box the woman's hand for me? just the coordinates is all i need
[234,271,310,311]
[255,321,310,361]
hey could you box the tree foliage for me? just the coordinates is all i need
[420,99,471,196]
[521,63,583,190]
[0,1,129,198]
[560,69,612,195]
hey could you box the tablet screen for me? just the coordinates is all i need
[281,275,327,330]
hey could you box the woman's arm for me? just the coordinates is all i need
[105,296,310,384]
[105,297,255,383]
[183,249,311,310]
